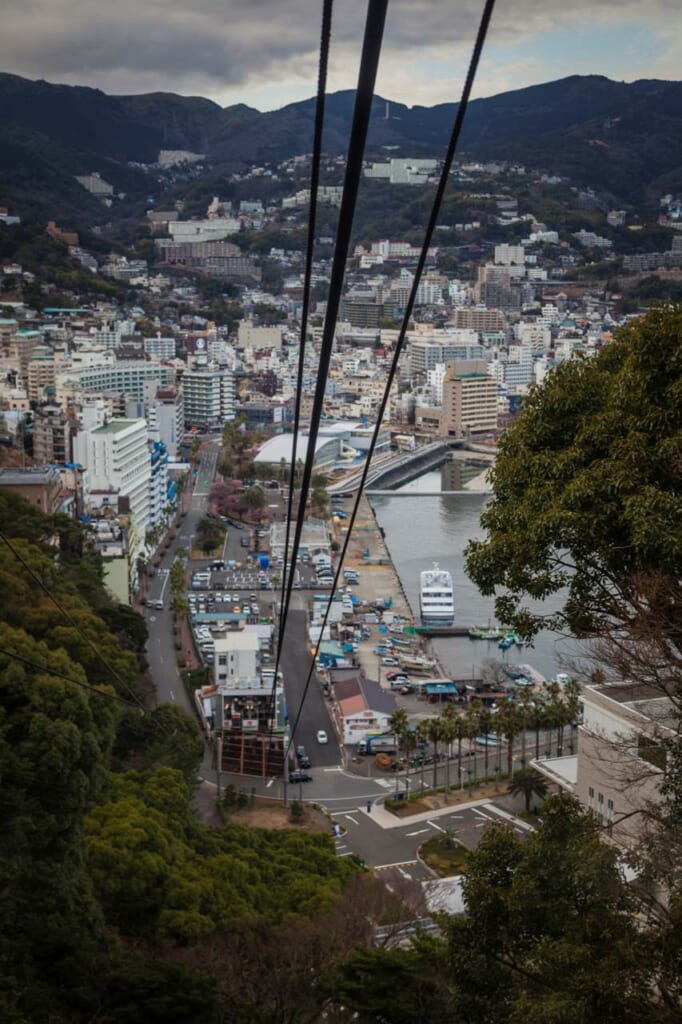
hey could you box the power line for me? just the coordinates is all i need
[274,0,389,702]
[279,0,334,635]
[0,529,148,712]
[285,0,498,758]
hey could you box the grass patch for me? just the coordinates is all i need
[420,834,470,877]
[385,776,508,817]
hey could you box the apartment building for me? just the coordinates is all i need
[60,362,175,402]
[73,418,151,564]
[32,399,73,464]
[26,345,56,404]
[182,366,235,429]
[453,308,507,332]
[144,336,176,361]
[576,681,673,846]
[439,360,499,439]
[409,336,484,376]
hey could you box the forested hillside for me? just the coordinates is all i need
[0,493,360,1023]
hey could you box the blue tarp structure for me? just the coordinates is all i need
[425,683,459,695]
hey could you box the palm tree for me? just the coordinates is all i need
[563,678,582,754]
[426,717,443,791]
[389,708,410,795]
[478,705,494,778]
[463,706,481,782]
[528,703,547,761]
[508,766,549,813]
[439,705,458,794]
[415,720,431,794]
[544,683,564,757]
[497,704,522,779]
[517,687,533,766]
[452,714,468,789]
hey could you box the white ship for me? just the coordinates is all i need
[419,563,455,625]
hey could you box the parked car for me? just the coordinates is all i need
[381,657,400,666]
[150,599,164,610]
[289,770,313,783]
[240,536,250,547]
[316,730,329,744]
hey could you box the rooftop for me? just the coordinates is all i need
[92,419,144,435]
[0,466,60,486]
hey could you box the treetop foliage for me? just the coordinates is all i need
[466,304,682,640]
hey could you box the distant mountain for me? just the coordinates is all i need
[1,72,682,222]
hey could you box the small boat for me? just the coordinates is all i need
[398,654,437,672]
[498,637,514,651]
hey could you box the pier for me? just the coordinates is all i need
[414,624,472,637]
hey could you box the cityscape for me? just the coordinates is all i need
[0,4,681,1022]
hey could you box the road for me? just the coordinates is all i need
[145,442,219,712]
[278,608,340,767]
[333,800,533,869]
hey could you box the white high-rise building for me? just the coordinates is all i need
[74,418,151,561]
[182,367,235,429]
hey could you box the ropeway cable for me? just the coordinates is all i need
[269,0,389,758]
[284,0,498,760]
[279,0,334,636]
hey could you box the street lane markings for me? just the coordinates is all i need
[397,867,413,880]
[337,851,355,857]
[472,808,494,821]
[374,778,392,788]
[344,814,359,825]
[169,691,175,701]
[405,828,431,837]
[427,820,447,833]
[483,803,534,831]
[323,766,343,772]
[266,779,274,788]
[374,860,418,871]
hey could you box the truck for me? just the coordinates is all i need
[356,733,397,756]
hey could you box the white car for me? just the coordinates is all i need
[316,730,329,744]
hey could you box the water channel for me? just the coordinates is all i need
[369,463,585,682]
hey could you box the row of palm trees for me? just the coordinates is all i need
[389,679,581,794]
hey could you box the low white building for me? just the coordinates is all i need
[330,671,397,744]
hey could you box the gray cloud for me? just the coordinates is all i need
[1,0,679,107]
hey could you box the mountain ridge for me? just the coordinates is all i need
[1,72,682,221]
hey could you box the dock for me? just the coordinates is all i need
[414,625,472,637]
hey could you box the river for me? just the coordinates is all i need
[369,466,584,682]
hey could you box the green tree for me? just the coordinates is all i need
[508,766,549,812]
[426,717,444,791]
[439,704,459,793]
[465,305,682,646]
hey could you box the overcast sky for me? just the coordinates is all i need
[1,0,679,110]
